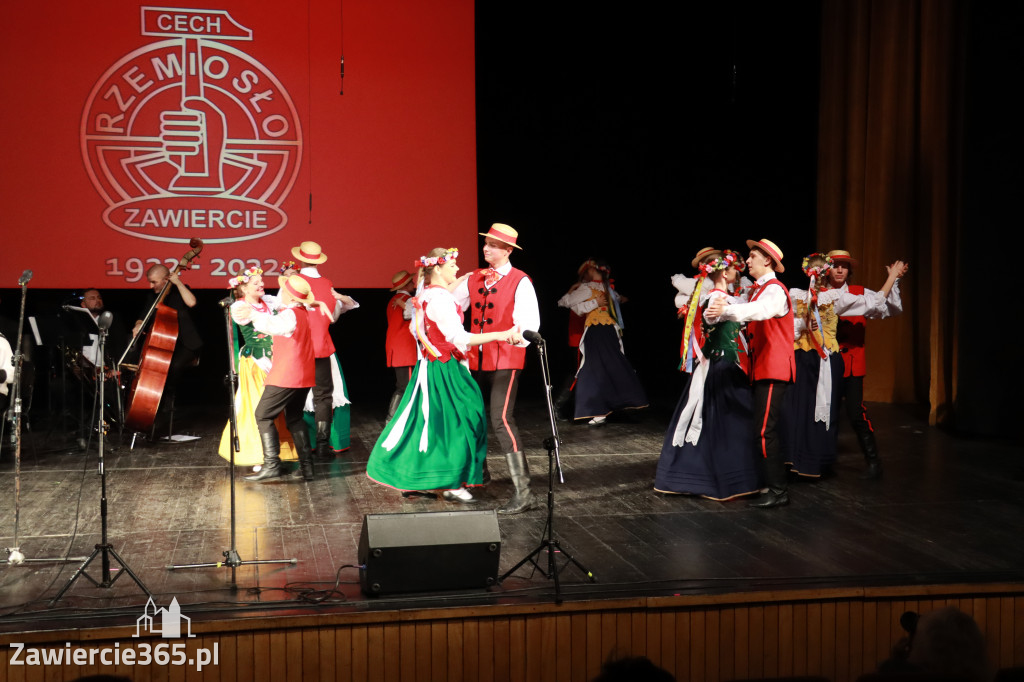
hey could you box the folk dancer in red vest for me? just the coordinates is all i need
[825,250,908,479]
[385,270,418,422]
[706,239,795,508]
[367,248,519,502]
[553,260,597,421]
[245,276,331,482]
[783,253,907,478]
[289,241,359,460]
[452,223,541,514]
[559,259,647,425]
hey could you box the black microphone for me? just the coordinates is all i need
[218,295,235,308]
[98,311,114,331]
[18,270,32,285]
[522,330,544,345]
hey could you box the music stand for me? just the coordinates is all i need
[50,312,149,602]
[498,332,596,604]
[167,298,296,586]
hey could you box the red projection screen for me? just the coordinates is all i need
[0,1,477,289]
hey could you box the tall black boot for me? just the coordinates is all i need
[385,392,403,423]
[749,451,789,508]
[855,423,883,479]
[245,431,282,482]
[291,428,314,481]
[497,451,536,514]
[315,420,332,461]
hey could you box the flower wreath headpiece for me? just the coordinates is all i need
[698,249,746,276]
[801,253,833,279]
[280,260,297,272]
[227,266,263,289]
[416,248,458,269]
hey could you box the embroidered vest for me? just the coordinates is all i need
[266,307,316,388]
[837,284,867,377]
[385,292,417,367]
[466,267,528,371]
[747,279,796,382]
[297,273,335,358]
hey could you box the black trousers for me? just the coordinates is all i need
[752,379,790,492]
[312,356,334,423]
[255,385,309,437]
[473,368,523,454]
[840,374,878,458]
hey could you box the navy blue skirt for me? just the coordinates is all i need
[654,358,759,500]
[573,324,648,420]
[781,350,844,477]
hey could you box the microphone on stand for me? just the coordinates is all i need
[522,330,544,345]
[17,270,33,286]
[98,311,114,332]
[218,295,235,308]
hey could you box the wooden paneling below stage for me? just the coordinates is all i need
[1,582,1022,681]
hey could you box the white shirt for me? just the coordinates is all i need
[452,261,540,345]
[415,286,472,351]
[708,272,790,324]
[0,334,13,396]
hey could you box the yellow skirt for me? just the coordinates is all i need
[217,356,297,465]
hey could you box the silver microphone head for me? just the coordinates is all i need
[98,311,114,331]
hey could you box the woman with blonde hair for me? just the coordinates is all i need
[366,248,518,503]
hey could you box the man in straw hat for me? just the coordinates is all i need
[825,249,908,480]
[453,223,540,514]
[245,275,329,482]
[384,270,417,422]
[290,241,359,461]
[706,239,795,508]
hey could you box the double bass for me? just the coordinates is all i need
[121,239,204,431]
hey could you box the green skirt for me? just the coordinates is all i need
[366,358,487,491]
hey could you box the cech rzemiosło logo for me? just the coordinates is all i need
[81,7,302,244]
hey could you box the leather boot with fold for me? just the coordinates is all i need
[291,428,315,481]
[482,457,491,485]
[315,420,333,462]
[497,451,536,515]
[385,392,403,423]
[856,424,883,479]
[245,431,282,482]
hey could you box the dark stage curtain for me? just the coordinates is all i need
[816,0,967,426]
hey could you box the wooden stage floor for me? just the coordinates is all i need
[1,398,1022,636]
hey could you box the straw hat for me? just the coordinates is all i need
[691,246,724,268]
[277,275,316,306]
[478,223,522,250]
[390,270,413,291]
[826,249,859,267]
[291,241,328,264]
[745,238,785,273]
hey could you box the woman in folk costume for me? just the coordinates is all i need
[781,253,905,477]
[562,259,648,425]
[366,248,519,503]
[217,267,298,469]
[672,247,752,373]
[655,250,760,500]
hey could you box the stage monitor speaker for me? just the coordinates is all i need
[358,509,501,596]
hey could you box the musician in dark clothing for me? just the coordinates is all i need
[131,265,202,436]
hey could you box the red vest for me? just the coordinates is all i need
[466,267,528,371]
[567,311,585,348]
[297,273,335,358]
[266,307,316,388]
[421,298,466,364]
[747,279,796,382]
[837,284,866,378]
[385,292,417,367]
